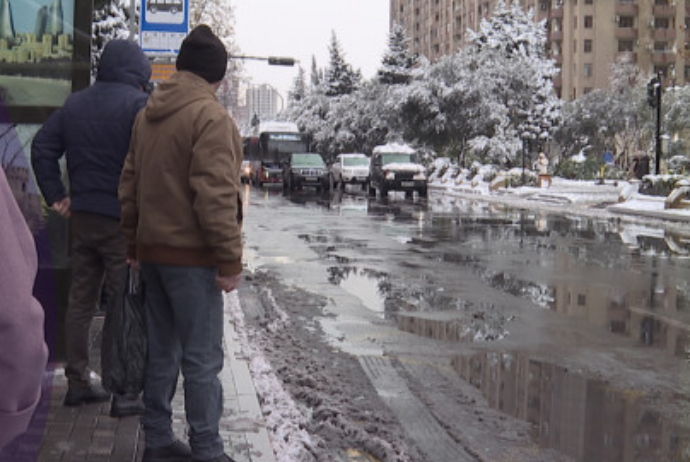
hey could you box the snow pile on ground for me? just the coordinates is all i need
[225,291,316,462]
[227,273,420,462]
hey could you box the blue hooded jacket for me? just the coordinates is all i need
[32,40,151,219]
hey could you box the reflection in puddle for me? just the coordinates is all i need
[453,352,690,462]
[328,267,387,315]
[550,254,690,360]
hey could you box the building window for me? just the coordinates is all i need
[577,294,587,306]
[684,65,690,80]
[584,87,593,94]
[585,0,593,4]
[540,1,550,10]
[573,16,577,29]
[618,40,634,52]
[584,39,593,53]
[619,16,634,28]
[654,65,668,77]
[654,17,670,29]
[654,41,669,52]
[584,63,593,77]
[584,16,593,28]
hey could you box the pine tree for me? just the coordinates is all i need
[288,66,307,104]
[378,23,417,85]
[310,56,322,88]
[325,31,360,97]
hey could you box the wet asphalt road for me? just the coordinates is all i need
[240,183,690,462]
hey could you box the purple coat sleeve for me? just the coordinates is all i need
[0,168,48,450]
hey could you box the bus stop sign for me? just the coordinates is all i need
[140,0,190,54]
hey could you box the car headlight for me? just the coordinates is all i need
[385,171,396,180]
[413,171,427,181]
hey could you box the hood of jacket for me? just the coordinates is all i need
[144,71,218,122]
[97,40,152,89]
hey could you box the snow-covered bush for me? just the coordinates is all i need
[668,155,690,175]
[554,156,602,180]
[640,174,690,197]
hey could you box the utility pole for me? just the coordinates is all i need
[647,73,662,174]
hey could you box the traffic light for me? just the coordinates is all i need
[647,77,659,108]
[267,56,296,66]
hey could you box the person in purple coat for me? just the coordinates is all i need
[0,167,49,450]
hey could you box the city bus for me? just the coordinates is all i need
[243,121,310,187]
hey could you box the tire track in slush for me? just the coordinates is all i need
[358,356,477,462]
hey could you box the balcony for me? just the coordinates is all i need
[615,28,639,39]
[615,3,639,15]
[651,51,677,65]
[653,5,676,16]
[550,7,563,18]
[653,28,676,40]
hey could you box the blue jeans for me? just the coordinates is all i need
[140,263,225,460]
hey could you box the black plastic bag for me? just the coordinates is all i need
[101,266,147,395]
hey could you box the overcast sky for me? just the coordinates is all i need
[233,0,390,104]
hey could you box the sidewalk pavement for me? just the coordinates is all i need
[0,290,276,462]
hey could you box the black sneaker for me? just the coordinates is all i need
[63,384,111,406]
[142,439,192,462]
[109,393,145,418]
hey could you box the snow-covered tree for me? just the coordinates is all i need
[554,54,650,169]
[91,0,132,77]
[377,23,417,85]
[288,66,307,104]
[464,0,561,165]
[661,85,690,161]
[190,0,237,53]
[310,56,323,88]
[393,54,479,165]
[324,32,361,97]
[318,82,393,156]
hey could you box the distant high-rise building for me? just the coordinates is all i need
[390,0,690,100]
[34,0,63,41]
[246,84,281,124]
[0,0,15,41]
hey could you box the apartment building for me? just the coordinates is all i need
[246,84,282,125]
[390,0,690,100]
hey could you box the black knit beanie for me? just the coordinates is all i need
[176,25,228,83]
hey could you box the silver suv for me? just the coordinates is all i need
[329,153,370,190]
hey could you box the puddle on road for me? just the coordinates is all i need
[328,267,387,315]
[453,351,690,462]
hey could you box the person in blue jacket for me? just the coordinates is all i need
[31,39,151,416]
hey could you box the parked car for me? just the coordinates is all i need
[283,153,329,192]
[330,153,370,190]
[240,160,252,184]
[368,143,427,198]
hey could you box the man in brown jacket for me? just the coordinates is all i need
[119,25,242,462]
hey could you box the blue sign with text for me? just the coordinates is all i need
[140,0,190,54]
